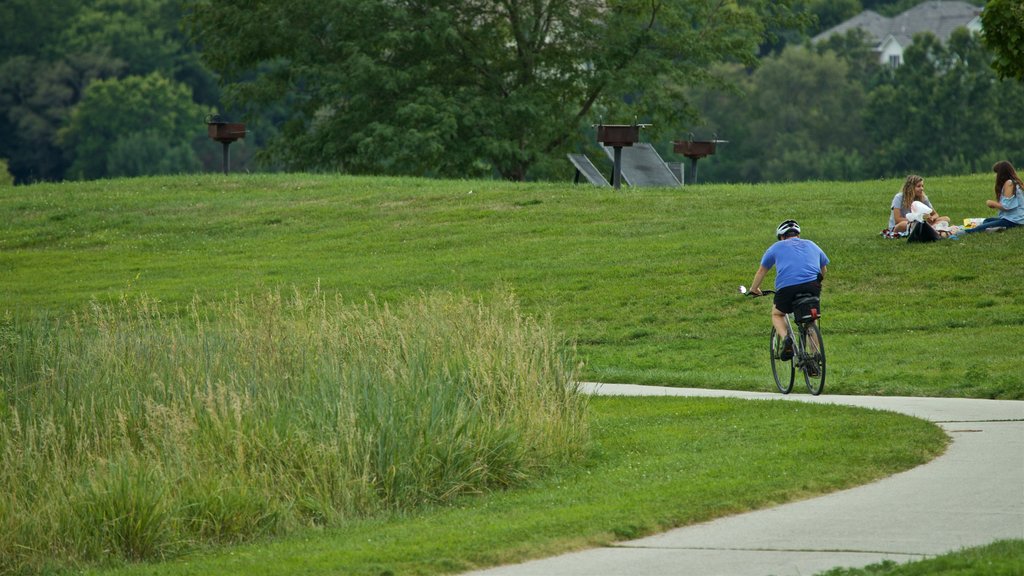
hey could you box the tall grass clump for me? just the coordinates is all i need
[0,288,587,574]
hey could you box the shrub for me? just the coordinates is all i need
[0,289,587,573]
[0,159,12,187]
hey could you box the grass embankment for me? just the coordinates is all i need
[1,174,1021,398]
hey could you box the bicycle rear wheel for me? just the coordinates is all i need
[769,327,794,394]
[800,322,826,395]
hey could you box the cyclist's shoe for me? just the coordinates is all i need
[780,336,794,361]
[806,363,820,377]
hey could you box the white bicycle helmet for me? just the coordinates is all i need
[776,219,801,239]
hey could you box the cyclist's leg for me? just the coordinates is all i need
[771,305,793,359]
[770,305,789,338]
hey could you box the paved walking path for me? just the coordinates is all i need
[465,384,1024,576]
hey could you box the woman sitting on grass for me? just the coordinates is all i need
[888,174,950,234]
[961,160,1024,235]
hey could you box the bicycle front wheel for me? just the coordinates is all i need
[800,322,826,395]
[770,327,794,394]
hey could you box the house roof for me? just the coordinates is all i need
[812,1,983,47]
[811,10,890,43]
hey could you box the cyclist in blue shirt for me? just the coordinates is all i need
[749,220,829,360]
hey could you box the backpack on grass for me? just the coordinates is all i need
[907,221,940,243]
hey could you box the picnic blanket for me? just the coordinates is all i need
[880,228,908,239]
[881,222,962,239]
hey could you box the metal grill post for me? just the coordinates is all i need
[206,114,246,174]
[596,124,644,190]
[673,138,727,184]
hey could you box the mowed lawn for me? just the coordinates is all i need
[2,173,1020,399]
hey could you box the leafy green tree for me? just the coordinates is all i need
[693,47,868,182]
[814,28,890,88]
[981,0,1024,82]
[0,52,125,182]
[803,0,861,33]
[186,0,808,180]
[685,22,1023,185]
[683,64,754,182]
[864,29,1024,177]
[106,129,203,176]
[60,72,207,180]
[0,0,80,61]
[758,0,860,63]
[59,0,220,102]
[60,0,178,76]
[0,0,89,182]
[1,0,226,182]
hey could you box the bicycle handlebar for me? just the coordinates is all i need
[738,285,775,297]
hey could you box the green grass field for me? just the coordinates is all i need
[820,539,1024,575]
[0,173,1020,575]
[2,174,1021,398]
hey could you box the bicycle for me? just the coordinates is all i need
[739,286,826,395]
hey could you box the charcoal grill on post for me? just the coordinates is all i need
[206,114,246,174]
[596,124,646,189]
[673,138,726,184]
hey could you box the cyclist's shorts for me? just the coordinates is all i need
[774,281,821,314]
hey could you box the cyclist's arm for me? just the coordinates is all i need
[750,265,770,295]
[819,264,827,282]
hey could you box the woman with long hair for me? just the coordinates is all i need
[962,161,1024,234]
[888,174,950,233]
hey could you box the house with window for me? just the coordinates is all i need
[812,1,983,68]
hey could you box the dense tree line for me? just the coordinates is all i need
[693,25,1024,183]
[185,0,807,181]
[0,0,264,184]
[0,0,1014,185]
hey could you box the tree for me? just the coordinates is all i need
[0,52,125,182]
[0,0,89,182]
[60,0,179,77]
[864,29,1024,177]
[753,47,868,182]
[802,0,861,33]
[814,28,890,89]
[981,0,1024,82]
[690,47,868,183]
[186,0,808,180]
[755,0,859,52]
[0,0,226,182]
[106,129,202,176]
[59,72,207,180]
[0,0,80,61]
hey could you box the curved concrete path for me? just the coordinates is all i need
[465,384,1024,576]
